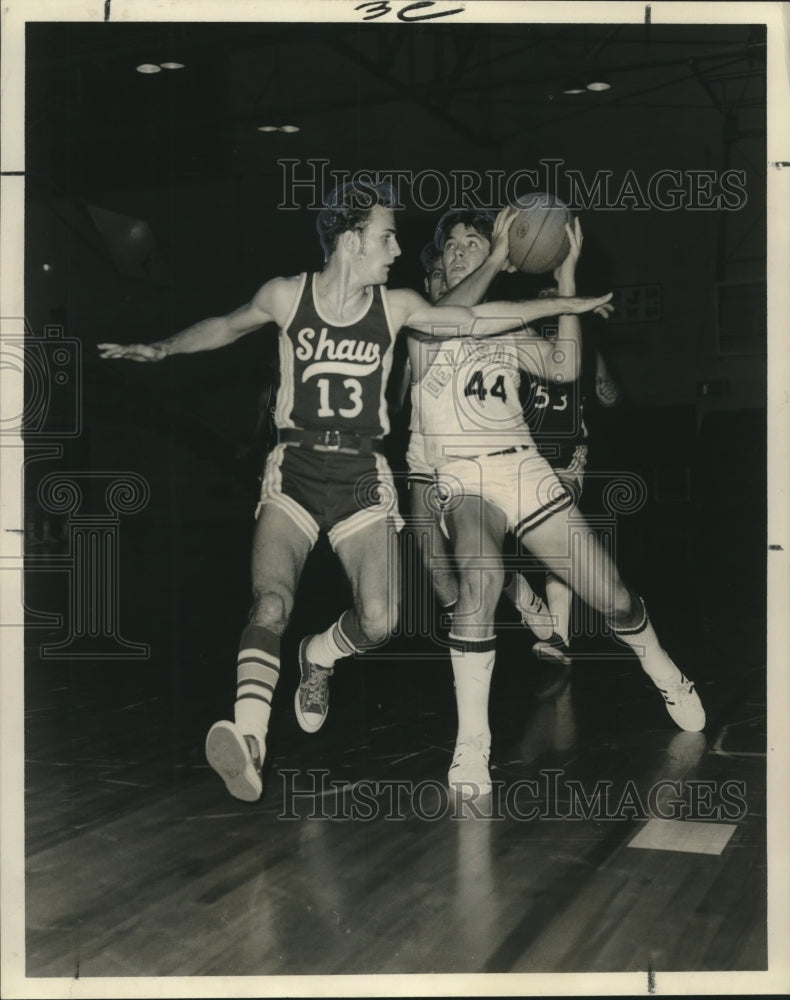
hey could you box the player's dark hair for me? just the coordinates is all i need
[316,181,398,259]
[433,209,495,251]
[419,242,442,274]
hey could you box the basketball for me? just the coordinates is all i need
[508,192,573,274]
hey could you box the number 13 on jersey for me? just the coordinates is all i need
[316,377,364,418]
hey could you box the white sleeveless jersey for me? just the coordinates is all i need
[411,335,534,468]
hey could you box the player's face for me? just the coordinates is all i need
[425,261,447,304]
[356,205,401,284]
[442,223,491,288]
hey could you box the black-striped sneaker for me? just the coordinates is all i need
[511,577,555,641]
[649,672,706,732]
[448,734,492,800]
[295,636,333,733]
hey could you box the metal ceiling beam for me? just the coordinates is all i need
[496,54,754,141]
[324,35,491,145]
[300,44,764,121]
[689,59,724,114]
[237,44,763,136]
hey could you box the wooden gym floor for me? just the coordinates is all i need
[18,410,772,986]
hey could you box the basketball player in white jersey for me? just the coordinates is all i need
[408,209,705,800]
[405,239,558,638]
[422,214,622,672]
[98,181,613,802]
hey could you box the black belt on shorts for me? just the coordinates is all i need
[277,427,385,455]
[485,444,530,458]
[440,444,531,463]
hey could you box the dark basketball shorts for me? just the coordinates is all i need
[256,443,404,549]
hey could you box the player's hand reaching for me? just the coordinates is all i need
[554,219,613,319]
[557,292,613,315]
[489,206,519,274]
[97,342,168,362]
[592,301,615,319]
[554,218,583,283]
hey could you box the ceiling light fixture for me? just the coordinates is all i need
[254,46,301,135]
[562,80,587,95]
[586,76,611,92]
[136,64,161,74]
[160,62,185,70]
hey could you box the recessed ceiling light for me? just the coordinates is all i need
[280,125,300,133]
[586,78,611,92]
[160,62,185,70]
[136,64,161,74]
[562,80,586,95]
[257,125,279,132]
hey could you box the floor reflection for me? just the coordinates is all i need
[516,668,578,765]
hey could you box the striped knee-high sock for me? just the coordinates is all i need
[234,624,281,751]
[448,633,496,745]
[305,610,365,668]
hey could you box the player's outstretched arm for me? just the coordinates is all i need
[552,219,583,381]
[95,341,170,363]
[391,287,613,342]
[97,277,296,361]
[457,292,611,342]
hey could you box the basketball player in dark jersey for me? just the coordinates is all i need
[98,182,613,802]
[519,284,621,666]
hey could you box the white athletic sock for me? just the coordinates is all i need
[449,635,495,746]
[306,618,356,669]
[611,599,681,684]
[545,573,571,644]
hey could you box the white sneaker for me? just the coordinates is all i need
[448,735,492,799]
[511,575,555,641]
[205,720,264,801]
[533,633,572,667]
[649,672,706,732]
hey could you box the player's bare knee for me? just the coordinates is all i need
[606,586,641,629]
[358,598,396,645]
[249,589,292,633]
[457,567,503,615]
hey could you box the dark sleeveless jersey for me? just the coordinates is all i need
[274,272,397,438]
[520,372,587,468]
